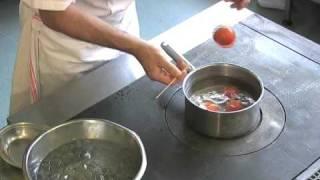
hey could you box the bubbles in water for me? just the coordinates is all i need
[208,93,229,105]
[36,139,140,180]
[50,173,60,180]
[99,175,105,180]
[84,152,91,159]
[79,151,92,160]
[190,84,255,112]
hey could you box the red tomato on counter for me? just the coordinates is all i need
[213,26,236,48]
[224,86,239,98]
[226,100,243,111]
[203,101,220,112]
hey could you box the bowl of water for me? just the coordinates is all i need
[23,119,147,180]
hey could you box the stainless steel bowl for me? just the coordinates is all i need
[183,63,264,138]
[0,122,49,168]
[23,119,147,180]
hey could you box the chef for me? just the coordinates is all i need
[10,0,250,115]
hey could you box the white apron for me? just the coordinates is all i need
[10,0,139,115]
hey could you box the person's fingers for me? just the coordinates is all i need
[242,0,250,8]
[157,76,172,85]
[161,60,182,78]
[176,58,188,70]
[177,69,188,82]
[228,0,249,9]
[157,70,175,85]
[230,3,242,10]
[230,3,237,9]
[236,0,250,9]
[153,67,176,84]
[237,1,245,9]
[152,62,187,85]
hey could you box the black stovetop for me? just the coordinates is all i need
[75,23,320,180]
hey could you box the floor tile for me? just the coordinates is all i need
[249,0,320,44]
[137,0,219,39]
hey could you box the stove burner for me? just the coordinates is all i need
[164,88,286,156]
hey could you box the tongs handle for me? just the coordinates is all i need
[161,42,195,72]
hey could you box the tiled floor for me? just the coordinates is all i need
[0,0,320,128]
[249,0,320,44]
[136,0,218,39]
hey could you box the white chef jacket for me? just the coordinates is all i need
[10,0,139,115]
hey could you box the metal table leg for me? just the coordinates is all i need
[283,0,293,26]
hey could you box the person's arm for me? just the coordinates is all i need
[225,0,251,10]
[39,5,185,84]
[40,5,141,56]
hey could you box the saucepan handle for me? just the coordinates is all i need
[160,42,195,72]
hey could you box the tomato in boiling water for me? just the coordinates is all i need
[224,86,239,98]
[226,100,243,111]
[203,101,220,112]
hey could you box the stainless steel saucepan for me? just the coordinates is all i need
[161,42,264,138]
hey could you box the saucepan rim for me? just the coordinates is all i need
[182,62,264,114]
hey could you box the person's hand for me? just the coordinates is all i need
[225,0,251,10]
[133,42,187,85]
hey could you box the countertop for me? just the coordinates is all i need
[3,1,320,179]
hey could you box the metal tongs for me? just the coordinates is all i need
[155,42,195,99]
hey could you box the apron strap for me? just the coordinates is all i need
[29,15,42,103]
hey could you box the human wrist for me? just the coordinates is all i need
[129,40,150,62]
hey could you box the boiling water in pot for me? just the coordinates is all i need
[189,80,255,112]
[36,139,140,180]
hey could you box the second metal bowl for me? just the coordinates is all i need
[0,122,49,168]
